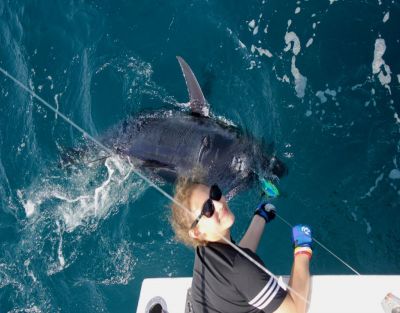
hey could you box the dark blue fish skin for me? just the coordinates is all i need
[101,110,285,197]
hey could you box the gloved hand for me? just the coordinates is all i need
[292,224,312,249]
[254,202,276,223]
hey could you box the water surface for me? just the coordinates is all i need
[0,1,399,312]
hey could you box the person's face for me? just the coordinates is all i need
[188,184,235,242]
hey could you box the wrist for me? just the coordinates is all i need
[294,246,313,260]
[254,203,276,224]
[253,213,267,225]
[254,209,267,223]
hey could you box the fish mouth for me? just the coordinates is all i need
[270,157,288,177]
[259,156,288,179]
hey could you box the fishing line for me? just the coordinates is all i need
[0,66,317,306]
[261,178,361,275]
[275,213,361,275]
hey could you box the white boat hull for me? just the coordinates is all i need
[137,275,400,313]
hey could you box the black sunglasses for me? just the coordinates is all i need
[190,184,222,229]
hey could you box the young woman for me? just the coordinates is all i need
[170,174,312,313]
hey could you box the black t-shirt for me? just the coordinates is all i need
[191,242,286,313]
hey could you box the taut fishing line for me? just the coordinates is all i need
[0,66,361,305]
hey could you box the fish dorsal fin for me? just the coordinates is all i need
[176,56,209,117]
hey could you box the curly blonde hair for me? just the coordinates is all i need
[170,169,207,248]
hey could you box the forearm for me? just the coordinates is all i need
[288,255,311,313]
[238,215,265,253]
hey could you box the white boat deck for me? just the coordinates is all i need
[137,275,400,313]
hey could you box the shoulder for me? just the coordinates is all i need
[197,242,237,260]
[232,246,265,271]
[194,242,254,274]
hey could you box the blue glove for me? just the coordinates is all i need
[292,224,312,249]
[254,202,276,223]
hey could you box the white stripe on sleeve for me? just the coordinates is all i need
[251,280,277,309]
[258,281,281,310]
[248,277,274,306]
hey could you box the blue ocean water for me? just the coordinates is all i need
[0,0,399,312]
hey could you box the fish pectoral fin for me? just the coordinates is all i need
[176,56,210,117]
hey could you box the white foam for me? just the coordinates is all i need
[215,115,237,127]
[325,89,337,97]
[56,221,65,268]
[394,113,400,124]
[389,169,400,179]
[379,68,392,87]
[397,74,400,83]
[283,152,294,158]
[41,155,144,232]
[282,75,290,83]
[54,93,61,119]
[295,7,301,14]
[99,241,136,285]
[248,19,256,28]
[284,32,301,55]
[351,83,363,90]
[12,305,42,313]
[306,38,313,47]
[316,91,327,103]
[24,260,37,283]
[24,200,36,217]
[372,38,392,90]
[95,62,111,74]
[17,141,26,154]
[329,0,338,4]
[291,56,307,98]
[363,218,372,234]
[305,110,312,117]
[27,269,37,283]
[251,45,273,58]
[93,157,129,216]
[247,60,257,70]
[238,40,246,49]
[362,173,384,198]
[46,76,54,90]
[383,12,390,23]
[253,25,259,35]
[283,31,307,97]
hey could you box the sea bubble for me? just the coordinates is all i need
[389,169,400,180]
